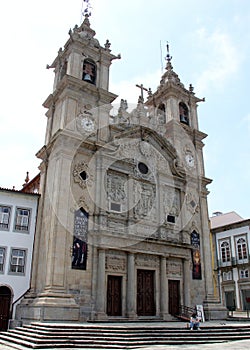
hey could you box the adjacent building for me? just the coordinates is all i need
[211,211,250,311]
[0,188,39,330]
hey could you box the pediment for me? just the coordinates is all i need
[103,125,185,178]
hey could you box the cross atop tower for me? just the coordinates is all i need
[136,83,150,102]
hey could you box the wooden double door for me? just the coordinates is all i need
[137,269,155,316]
[0,286,11,331]
[106,270,156,317]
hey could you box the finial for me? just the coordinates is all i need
[166,42,172,63]
[23,172,30,187]
[104,39,111,50]
[189,84,194,93]
[165,42,173,71]
[25,171,30,183]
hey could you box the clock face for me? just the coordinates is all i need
[81,117,95,132]
[185,153,195,167]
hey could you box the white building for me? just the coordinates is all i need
[211,212,250,311]
[0,188,39,330]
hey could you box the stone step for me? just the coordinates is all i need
[1,323,250,349]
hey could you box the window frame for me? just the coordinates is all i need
[0,246,6,273]
[0,205,12,231]
[239,269,249,279]
[219,239,231,265]
[235,236,248,262]
[9,248,27,275]
[14,207,31,233]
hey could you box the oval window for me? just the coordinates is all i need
[138,162,149,175]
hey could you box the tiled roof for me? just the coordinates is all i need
[210,211,244,229]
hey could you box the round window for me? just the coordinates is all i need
[138,162,149,175]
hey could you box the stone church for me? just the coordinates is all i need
[16,15,226,323]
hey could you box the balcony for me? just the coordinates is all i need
[217,256,249,269]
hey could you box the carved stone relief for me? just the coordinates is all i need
[163,187,180,217]
[107,172,127,202]
[133,181,156,219]
[167,259,182,277]
[105,251,126,272]
[73,161,93,189]
[135,254,159,268]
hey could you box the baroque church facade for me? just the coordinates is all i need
[16,15,226,323]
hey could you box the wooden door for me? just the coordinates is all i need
[168,280,180,316]
[107,276,122,316]
[0,286,11,331]
[137,269,155,316]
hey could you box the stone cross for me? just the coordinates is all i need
[136,84,149,102]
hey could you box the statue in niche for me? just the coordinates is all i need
[107,173,126,202]
[134,182,155,218]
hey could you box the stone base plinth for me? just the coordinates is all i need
[203,299,228,320]
[15,293,80,324]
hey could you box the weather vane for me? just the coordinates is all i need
[165,42,172,62]
[81,0,92,19]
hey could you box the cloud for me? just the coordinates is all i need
[195,28,243,94]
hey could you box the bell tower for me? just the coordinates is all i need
[145,46,227,319]
[16,15,121,323]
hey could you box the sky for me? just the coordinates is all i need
[0,0,249,219]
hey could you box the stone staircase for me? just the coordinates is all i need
[0,323,250,349]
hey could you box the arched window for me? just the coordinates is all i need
[179,102,189,125]
[240,269,249,279]
[157,103,166,124]
[237,237,247,260]
[223,271,232,281]
[82,59,96,85]
[220,241,231,263]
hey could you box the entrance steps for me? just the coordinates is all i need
[1,322,250,349]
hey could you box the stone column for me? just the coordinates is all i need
[95,249,107,319]
[160,256,168,319]
[126,253,137,319]
[183,258,191,307]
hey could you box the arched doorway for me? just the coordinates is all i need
[0,286,11,331]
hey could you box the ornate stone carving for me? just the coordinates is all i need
[163,187,180,217]
[105,252,126,272]
[133,181,156,219]
[107,172,127,202]
[167,259,182,276]
[73,161,93,189]
[186,192,199,214]
[107,219,125,232]
[135,254,159,268]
